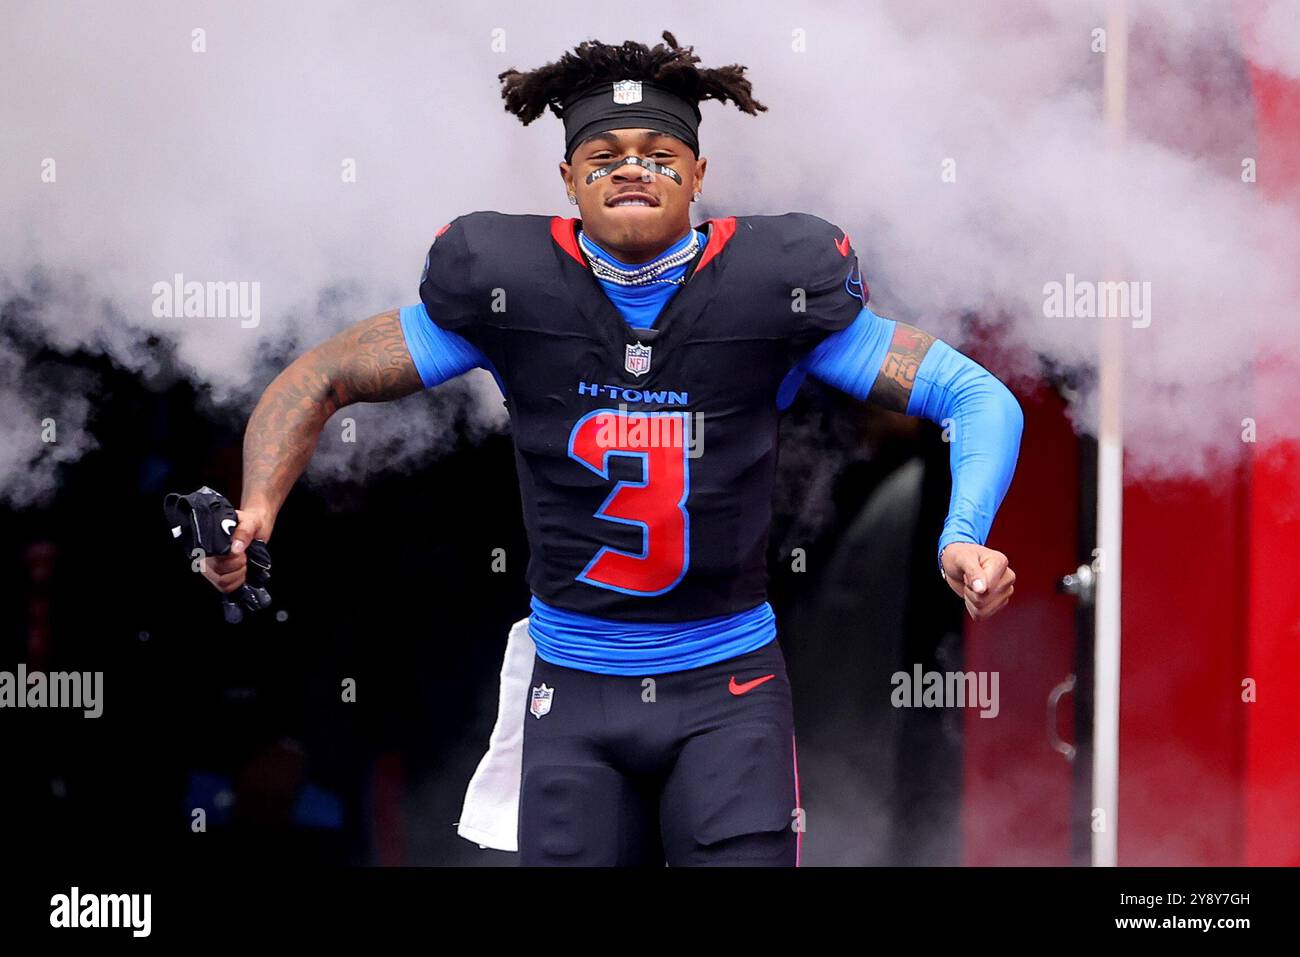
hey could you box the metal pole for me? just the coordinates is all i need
[1093,0,1127,868]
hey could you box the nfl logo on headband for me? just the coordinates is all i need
[612,80,643,105]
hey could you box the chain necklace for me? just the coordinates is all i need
[578,229,702,287]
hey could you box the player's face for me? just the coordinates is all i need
[560,128,706,264]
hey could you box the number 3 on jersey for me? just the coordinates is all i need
[567,409,691,595]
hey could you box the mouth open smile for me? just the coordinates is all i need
[606,192,660,208]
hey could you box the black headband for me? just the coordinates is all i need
[560,79,701,163]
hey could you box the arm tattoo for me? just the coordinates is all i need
[323,310,426,409]
[867,322,936,413]
[241,309,423,513]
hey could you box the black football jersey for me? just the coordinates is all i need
[419,211,867,622]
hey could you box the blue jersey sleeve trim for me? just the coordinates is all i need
[777,305,895,409]
[905,339,1024,557]
[398,302,488,389]
[803,305,897,401]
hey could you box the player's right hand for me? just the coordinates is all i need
[201,504,274,594]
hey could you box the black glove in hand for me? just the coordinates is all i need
[163,486,272,623]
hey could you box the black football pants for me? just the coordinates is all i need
[517,638,801,866]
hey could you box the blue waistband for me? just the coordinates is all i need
[527,596,777,675]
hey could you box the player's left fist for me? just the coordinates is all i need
[941,543,1015,621]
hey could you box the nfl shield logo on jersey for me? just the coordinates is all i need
[612,80,642,105]
[530,683,553,719]
[625,341,652,376]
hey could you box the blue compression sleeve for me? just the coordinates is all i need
[398,302,487,388]
[906,340,1023,558]
[807,310,1024,559]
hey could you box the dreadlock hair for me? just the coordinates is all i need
[498,30,767,129]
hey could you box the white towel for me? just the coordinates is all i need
[456,616,534,851]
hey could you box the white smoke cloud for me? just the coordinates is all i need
[1,0,1298,504]
[0,327,99,506]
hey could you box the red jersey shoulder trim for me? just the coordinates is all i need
[550,217,585,265]
[696,217,736,272]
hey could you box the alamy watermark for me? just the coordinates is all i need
[1043,273,1151,328]
[891,664,999,718]
[591,403,705,458]
[152,273,260,328]
[0,665,102,717]
[50,887,150,937]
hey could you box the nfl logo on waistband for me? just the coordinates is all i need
[625,341,652,376]
[530,683,553,719]
[613,80,642,105]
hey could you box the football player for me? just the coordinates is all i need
[202,32,1023,866]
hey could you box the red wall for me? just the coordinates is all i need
[1116,25,1300,866]
[962,17,1300,865]
[961,380,1080,865]
[1242,61,1300,866]
[1118,469,1249,865]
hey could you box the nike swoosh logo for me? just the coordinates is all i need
[221,519,237,535]
[834,233,851,257]
[729,674,776,696]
